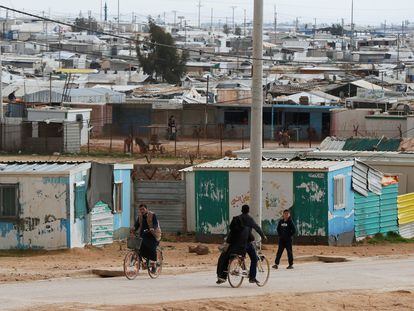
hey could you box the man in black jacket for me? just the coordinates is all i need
[216,205,266,284]
[273,209,296,270]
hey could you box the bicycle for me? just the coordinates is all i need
[123,232,163,280]
[227,241,270,288]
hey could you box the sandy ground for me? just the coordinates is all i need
[1,240,413,283]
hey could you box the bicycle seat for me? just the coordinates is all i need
[230,254,245,260]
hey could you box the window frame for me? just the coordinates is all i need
[333,175,346,210]
[0,183,19,220]
[114,181,123,213]
[74,181,87,220]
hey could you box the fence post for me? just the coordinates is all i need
[130,124,134,155]
[262,126,265,149]
[197,126,200,158]
[220,124,223,157]
[109,124,113,153]
[174,127,177,157]
[241,128,245,150]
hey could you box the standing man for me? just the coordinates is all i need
[273,209,296,270]
[168,115,177,141]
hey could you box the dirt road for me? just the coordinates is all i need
[2,257,414,310]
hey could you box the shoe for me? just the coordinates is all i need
[150,266,157,274]
[286,265,294,269]
[249,278,259,284]
[272,264,278,269]
[216,278,226,284]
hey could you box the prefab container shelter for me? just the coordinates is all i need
[0,162,133,250]
[184,158,355,245]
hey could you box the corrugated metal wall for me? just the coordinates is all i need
[134,181,186,233]
[195,171,229,234]
[397,193,414,238]
[379,184,399,234]
[355,192,380,238]
[355,184,399,239]
[63,122,81,153]
[91,202,114,246]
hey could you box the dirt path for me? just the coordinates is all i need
[3,257,414,310]
[1,241,413,283]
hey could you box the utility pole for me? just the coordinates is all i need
[250,0,263,237]
[172,10,177,27]
[100,0,103,23]
[274,5,277,43]
[295,17,299,32]
[0,47,3,123]
[197,0,202,29]
[104,2,108,22]
[313,18,317,39]
[244,9,247,37]
[117,0,120,34]
[384,20,386,36]
[231,6,237,32]
[205,75,209,139]
[210,8,213,31]
[350,0,354,52]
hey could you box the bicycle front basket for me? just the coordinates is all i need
[127,236,143,250]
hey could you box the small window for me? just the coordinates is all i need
[74,182,87,219]
[334,175,346,210]
[0,184,19,219]
[114,182,123,213]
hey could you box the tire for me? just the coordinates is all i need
[256,255,270,287]
[124,251,140,280]
[148,247,163,279]
[227,257,244,288]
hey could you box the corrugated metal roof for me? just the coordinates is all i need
[343,138,401,152]
[352,160,383,196]
[0,162,90,174]
[191,158,353,171]
[320,137,347,151]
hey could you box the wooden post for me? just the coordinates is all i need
[130,124,134,154]
[241,128,245,150]
[197,127,200,158]
[174,127,177,157]
[220,124,223,157]
[109,124,113,152]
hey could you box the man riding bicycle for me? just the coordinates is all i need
[216,204,266,284]
[131,204,161,272]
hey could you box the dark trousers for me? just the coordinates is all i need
[246,243,258,280]
[140,235,158,262]
[216,246,245,279]
[275,238,293,266]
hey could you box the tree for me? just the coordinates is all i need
[318,23,344,36]
[235,26,242,36]
[223,24,230,35]
[73,17,102,34]
[137,19,188,84]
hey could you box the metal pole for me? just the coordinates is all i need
[210,8,213,31]
[198,0,202,29]
[0,47,3,123]
[117,0,120,34]
[205,76,209,139]
[271,104,274,140]
[231,6,237,32]
[350,0,354,52]
[250,0,263,232]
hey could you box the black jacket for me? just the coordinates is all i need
[239,213,265,242]
[277,217,296,240]
[226,216,250,252]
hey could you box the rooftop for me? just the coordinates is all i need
[0,162,91,174]
[186,158,353,172]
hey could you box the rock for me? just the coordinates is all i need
[195,244,210,256]
[188,245,198,253]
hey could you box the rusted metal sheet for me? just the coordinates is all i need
[91,202,114,246]
[195,171,229,234]
[134,181,186,233]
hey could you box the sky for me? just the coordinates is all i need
[1,0,414,27]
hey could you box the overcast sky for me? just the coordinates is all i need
[2,0,414,26]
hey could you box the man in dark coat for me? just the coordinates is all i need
[273,209,296,269]
[216,214,249,284]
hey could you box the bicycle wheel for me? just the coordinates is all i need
[227,257,244,288]
[256,255,270,287]
[148,247,163,279]
[124,251,140,280]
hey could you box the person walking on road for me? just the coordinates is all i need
[273,209,296,270]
